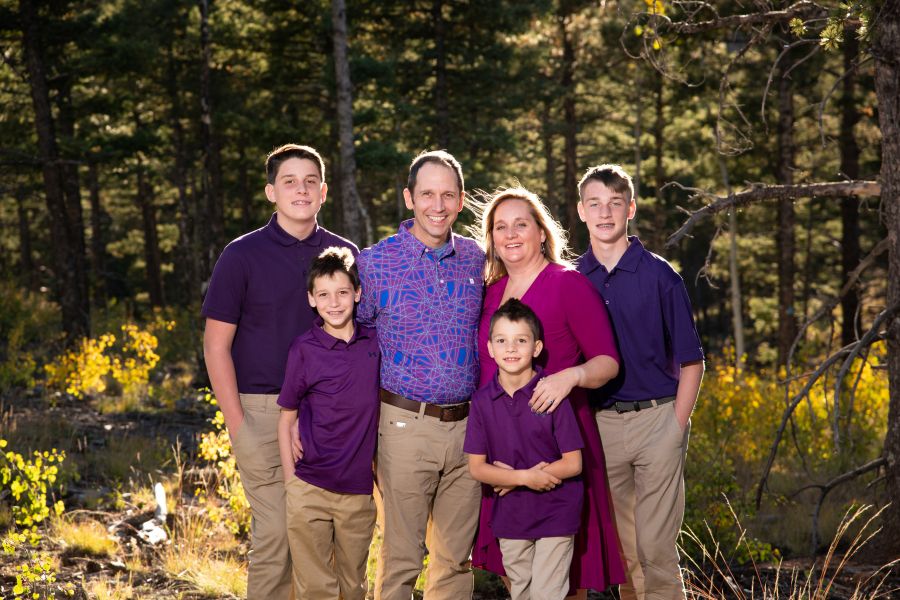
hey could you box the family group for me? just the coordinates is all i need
[201,144,704,600]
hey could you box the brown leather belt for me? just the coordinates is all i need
[379,389,470,422]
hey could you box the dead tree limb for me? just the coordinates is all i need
[754,305,897,509]
[667,1,826,34]
[666,180,881,248]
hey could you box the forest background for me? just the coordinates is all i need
[1,0,899,598]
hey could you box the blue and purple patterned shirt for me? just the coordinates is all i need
[357,220,485,405]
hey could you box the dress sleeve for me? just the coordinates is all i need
[277,339,308,410]
[201,245,247,324]
[563,271,620,365]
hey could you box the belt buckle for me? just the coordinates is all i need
[440,405,459,422]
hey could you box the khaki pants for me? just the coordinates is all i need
[596,402,690,600]
[374,402,481,600]
[285,477,376,600]
[499,536,574,600]
[232,393,292,600]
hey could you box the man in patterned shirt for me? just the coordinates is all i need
[358,150,485,600]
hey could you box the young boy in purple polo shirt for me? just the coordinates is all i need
[464,299,584,600]
[276,247,379,600]
[576,164,704,600]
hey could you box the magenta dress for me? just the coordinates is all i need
[472,263,626,591]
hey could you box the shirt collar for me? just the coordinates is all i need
[309,316,369,349]
[487,366,545,401]
[398,219,457,260]
[265,212,324,247]
[579,235,644,274]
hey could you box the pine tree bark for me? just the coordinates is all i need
[331,0,373,246]
[776,54,797,366]
[87,161,109,307]
[432,0,449,149]
[840,27,861,346]
[559,8,578,231]
[873,0,900,560]
[652,70,666,250]
[541,98,558,218]
[136,156,165,308]
[19,0,89,340]
[199,0,225,271]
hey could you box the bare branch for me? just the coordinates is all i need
[666,180,881,247]
[754,304,897,509]
[667,1,826,34]
[761,39,818,130]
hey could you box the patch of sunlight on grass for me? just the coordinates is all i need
[53,516,118,558]
[162,544,247,598]
[85,575,135,599]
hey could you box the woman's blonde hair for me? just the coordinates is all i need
[470,186,572,285]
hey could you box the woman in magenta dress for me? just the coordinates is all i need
[472,186,625,597]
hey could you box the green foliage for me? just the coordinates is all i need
[0,439,66,529]
[0,286,59,390]
[1,531,76,599]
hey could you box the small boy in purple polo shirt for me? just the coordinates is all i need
[465,299,584,600]
[276,247,379,600]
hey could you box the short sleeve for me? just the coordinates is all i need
[201,245,247,324]
[463,397,487,455]
[356,250,376,327]
[552,398,584,454]
[563,272,620,365]
[661,279,704,365]
[277,339,309,410]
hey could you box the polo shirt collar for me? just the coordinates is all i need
[265,212,324,247]
[580,235,644,274]
[398,219,457,260]
[487,366,545,401]
[310,316,370,349]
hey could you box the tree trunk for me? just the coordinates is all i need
[541,98,558,219]
[87,161,109,307]
[432,0,449,149]
[559,9,578,231]
[199,0,225,272]
[776,56,797,366]
[238,146,253,232]
[136,157,165,308]
[840,27,861,346]
[166,36,199,305]
[15,186,36,291]
[331,0,373,246]
[19,0,89,340]
[652,70,665,250]
[873,0,900,560]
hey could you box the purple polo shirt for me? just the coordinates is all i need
[576,237,704,407]
[201,213,358,394]
[464,368,584,539]
[277,319,380,494]
[357,220,484,405]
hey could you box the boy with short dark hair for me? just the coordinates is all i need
[202,144,357,599]
[576,164,704,600]
[464,299,584,600]
[277,246,379,600]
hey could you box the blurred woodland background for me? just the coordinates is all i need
[1,0,899,598]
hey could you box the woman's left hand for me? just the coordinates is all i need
[529,368,579,414]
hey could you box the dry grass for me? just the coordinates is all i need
[682,503,898,600]
[84,575,135,599]
[53,516,119,558]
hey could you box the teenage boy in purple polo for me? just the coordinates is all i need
[575,164,704,600]
[357,150,484,600]
[465,299,584,600]
[202,144,358,599]
[277,247,379,600]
